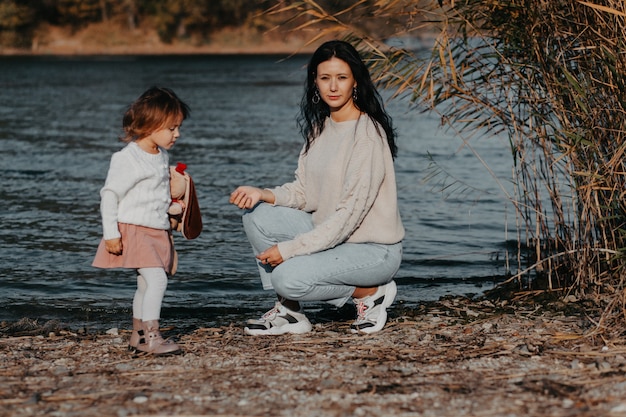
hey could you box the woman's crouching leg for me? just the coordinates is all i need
[270,242,402,307]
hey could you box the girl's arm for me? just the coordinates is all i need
[100,189,121,240]
[104,237,122,255]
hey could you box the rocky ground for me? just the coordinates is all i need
[2,296,626,417]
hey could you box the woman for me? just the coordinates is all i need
[230,40,404,335]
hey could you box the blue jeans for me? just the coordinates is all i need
[242,203,402,307]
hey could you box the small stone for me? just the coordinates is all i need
[133,395,148,404]
[610,403,626,413]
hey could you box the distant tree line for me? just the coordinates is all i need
[0,0,358,49]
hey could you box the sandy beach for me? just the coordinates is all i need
[2,296,626,417]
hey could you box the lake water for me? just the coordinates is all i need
[0,54,514,331]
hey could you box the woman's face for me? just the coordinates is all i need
[315,57,357,114]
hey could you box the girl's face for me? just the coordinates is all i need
[137,116,183,154]
[315,57,358,118]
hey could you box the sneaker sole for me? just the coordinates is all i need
[351,280,398,334]
[244,321,312,336]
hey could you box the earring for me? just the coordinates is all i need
[352,87,358,102]
[312,90,320,104]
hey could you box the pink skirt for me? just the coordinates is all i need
[92,223,174,274]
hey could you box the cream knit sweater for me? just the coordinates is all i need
[273,115,405,261]
[99,142,171,240]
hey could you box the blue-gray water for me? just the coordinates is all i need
[0,55,513,331]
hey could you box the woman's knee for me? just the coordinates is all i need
[242,203,261,229]
[270,269,309,300]
[243,204,313,236]
[242,203,275,233]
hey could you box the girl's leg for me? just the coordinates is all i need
[129,274,148,350]
[132,273,148,319]
[135,267,180,355]
[136,267,168,321]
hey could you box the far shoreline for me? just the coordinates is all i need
[0,47,316,57]
[0,51,312,58]
[0,24,431,58]
[0,33,318,57]
[0,22,320,57]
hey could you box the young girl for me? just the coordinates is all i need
[230,40,404,335]
[93,86,190,354]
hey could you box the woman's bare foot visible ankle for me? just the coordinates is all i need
[280,298,301,312]
[352,287,377,299]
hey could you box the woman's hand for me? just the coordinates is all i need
[105,238,123,255]
[229,186,274,209]
[257,245,284,267]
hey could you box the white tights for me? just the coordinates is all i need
[132,267,168,321]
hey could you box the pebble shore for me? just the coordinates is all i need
[2,297,626,417]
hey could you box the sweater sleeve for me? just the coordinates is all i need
[271,148,307,209]
[99,151,139,240]
[277,136,385,260]
[100,189,121,240]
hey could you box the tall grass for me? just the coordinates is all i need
[270,0,626,336]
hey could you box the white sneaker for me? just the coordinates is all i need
[350,280,397,334]
[244,302,312,336]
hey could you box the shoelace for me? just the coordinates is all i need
[261,305,280,320]
[355,300,368,320]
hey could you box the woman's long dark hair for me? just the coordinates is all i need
[297,40,397,158]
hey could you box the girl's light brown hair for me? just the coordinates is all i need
[121,86,190,142]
